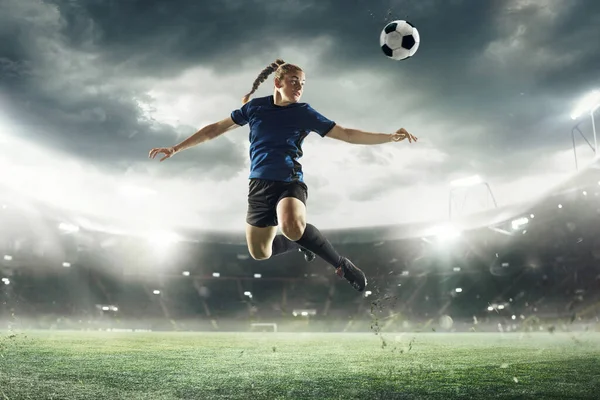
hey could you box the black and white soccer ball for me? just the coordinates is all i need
[380,20,420,61]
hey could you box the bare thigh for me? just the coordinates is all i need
[276,197,307,241]
[245,224,278,260]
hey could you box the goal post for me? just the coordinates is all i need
[250,322,278,332]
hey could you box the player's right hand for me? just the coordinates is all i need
[149,146,177,162]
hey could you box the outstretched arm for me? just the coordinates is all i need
[149,116,239,162]
[174,116,239,152]
[326,124,417,145]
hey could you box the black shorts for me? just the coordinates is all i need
[246,179,308,227]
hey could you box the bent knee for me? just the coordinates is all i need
[280,219,306,241]
[248,246,272,261]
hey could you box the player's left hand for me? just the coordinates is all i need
[391,128,417,143]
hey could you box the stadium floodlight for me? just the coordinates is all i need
[153,290,160,295]
[182,271,190,276]
[146,230,181,245]
[243,291,251,296]
[511,217,529,230]
[455,288,463,293]
[254,273,262,278]
[3,255,12,261]
[212,272,220,277]
[571,90,600,120]
[427,224,461,242]
[571,90,599,155]
[2,278,9,285]
[62,262,71,268]
[145,230,182,256]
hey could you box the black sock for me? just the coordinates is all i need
[271,234,301,256]
[295,223,343,268]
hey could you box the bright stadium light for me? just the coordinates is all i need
[571,90,600,120]
[153,290,160,295]
[62,262,71,268]
[146,230,181,246]
[455,288,463,293]
[429,224,461,241]
[3,255,12,261]
[212,272,220,277]
[145,230,182,256]
[511,217,529,230]
[571,90,599,155]
[182,271,190,276]
[254,273,262,278]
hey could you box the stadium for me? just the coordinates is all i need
[2,1,600,398]
[2,159,600,399]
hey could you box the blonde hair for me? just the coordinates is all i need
[242,59,303,104]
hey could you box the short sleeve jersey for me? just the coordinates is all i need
[231,95,336,183]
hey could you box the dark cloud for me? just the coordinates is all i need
[1,0,599,228]
[0,0,247,177]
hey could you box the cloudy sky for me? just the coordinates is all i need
[1,0,600,233]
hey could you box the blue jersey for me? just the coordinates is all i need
[230,95,336,182]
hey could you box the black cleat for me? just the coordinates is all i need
[299,247,316,262]
[336,257,367,292]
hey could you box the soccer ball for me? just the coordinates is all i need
[380,20,420,61]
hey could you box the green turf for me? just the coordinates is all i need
[1,330,599,399]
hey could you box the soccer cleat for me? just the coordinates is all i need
[298,247,316,262]
[335,257,367,292]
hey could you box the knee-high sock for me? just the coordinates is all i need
[295,223,343,268]
[271,234,301,256]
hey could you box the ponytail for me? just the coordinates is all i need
[241,59,287,104]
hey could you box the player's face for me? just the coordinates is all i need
[278,72,305,103]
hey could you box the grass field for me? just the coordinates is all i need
[1,330,599,399]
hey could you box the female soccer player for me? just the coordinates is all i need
[149,59,417,292]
